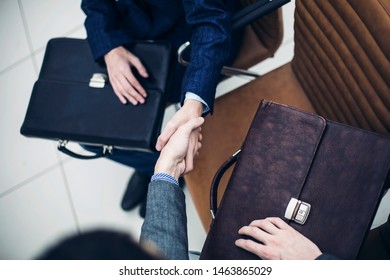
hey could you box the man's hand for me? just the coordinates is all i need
[156,99,203,151]
[155,117,204,180]
[235,217,322,260]
[104,46,148,105]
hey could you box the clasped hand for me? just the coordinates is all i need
[155,99,204,178]
[155,116,204,180]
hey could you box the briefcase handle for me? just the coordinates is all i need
[57,140,113,160]
[210,149,241,219]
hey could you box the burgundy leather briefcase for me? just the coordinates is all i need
[200,100,390,260]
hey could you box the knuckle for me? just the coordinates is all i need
[247,226,258,235]
[257,219,268,227]
[159,135,169,143]
[242,240,254,250]
[128,76,137,84]
[261,248,274,260]
[166,122,176,131]
[269,217,281,222]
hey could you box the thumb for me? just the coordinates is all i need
[179,117,204,136]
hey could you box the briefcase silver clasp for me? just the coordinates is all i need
[89,73,108,88]
[284,198,311,225]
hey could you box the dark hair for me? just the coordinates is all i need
[38,230,156,260]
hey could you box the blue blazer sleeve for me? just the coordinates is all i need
[81,0,233,112]
[81,0,134,60]
[181,0,232,114]
[140,180,189,260]
[82,0,155,61]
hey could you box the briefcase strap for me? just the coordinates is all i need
[58,140,113,160]
[210,149,241,219]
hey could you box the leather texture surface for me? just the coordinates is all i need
[185,0,390,230]
[21,38,172,151]
[232,0,284,69]
[200,101,390,260]
[292,0,390,134]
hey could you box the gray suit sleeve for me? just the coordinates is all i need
[140,180,189,260]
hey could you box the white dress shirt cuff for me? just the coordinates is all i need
[184,92,210,115]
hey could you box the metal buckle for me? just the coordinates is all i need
[58,139,68,148]
[89,73,108,88]
[103,145,113,155]
[284,197,311,225]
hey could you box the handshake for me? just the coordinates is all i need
[154,116,204,181]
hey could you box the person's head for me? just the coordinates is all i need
[38,230,156,260]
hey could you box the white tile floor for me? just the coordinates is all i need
[0,0,389,260]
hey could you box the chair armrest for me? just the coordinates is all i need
[177,41,260,78]
[177,0,290,78]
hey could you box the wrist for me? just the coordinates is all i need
[104,46,124,60]
[182,99,203,117]
[151,173,179,186]
[154,158,182,180]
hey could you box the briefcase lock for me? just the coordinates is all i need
[284,198,311,225]
[89,73,108,88]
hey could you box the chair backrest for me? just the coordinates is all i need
[291,0,390,134]
[232,0,284,69]
[239,0,284,50]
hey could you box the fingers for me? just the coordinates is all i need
[156,121,177,151]
[248,217,288,234]
[164,117,204,175]
[125,54,148,98]
[238,224,269,244]
[111,82,129,104]
[183,143,202,174]
[128,52,149,78]
[183,128,202,174]
[266,217,289,229]
[237,217,322,260]
[156,101,203,151]
[156,115,201,151]
[184,147,194,174]
[111,70,147,105]
[154,117,204,178]
[235,239,277,260]
[237,218,287,245]
[161,117,204,154]
[178,117,205,136]
[235,238,264,254]
[104,47,148,105]
[235,239,267,259]
[236,218,283,260]
[111,76,141,105]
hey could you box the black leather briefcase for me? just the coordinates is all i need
[20,38,172,158]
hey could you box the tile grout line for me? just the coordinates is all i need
[0,155,81,233]
[0,54,36,76]
[0,23,85,76]
[17,0,39,75]
[64,24,85,37]
[16,0,83,234]
[0,159,70,199]
[56,152,82,234]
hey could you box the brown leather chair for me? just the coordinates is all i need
[231,0,284,69]
[185,0,390,231]
[178,1,285,77]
